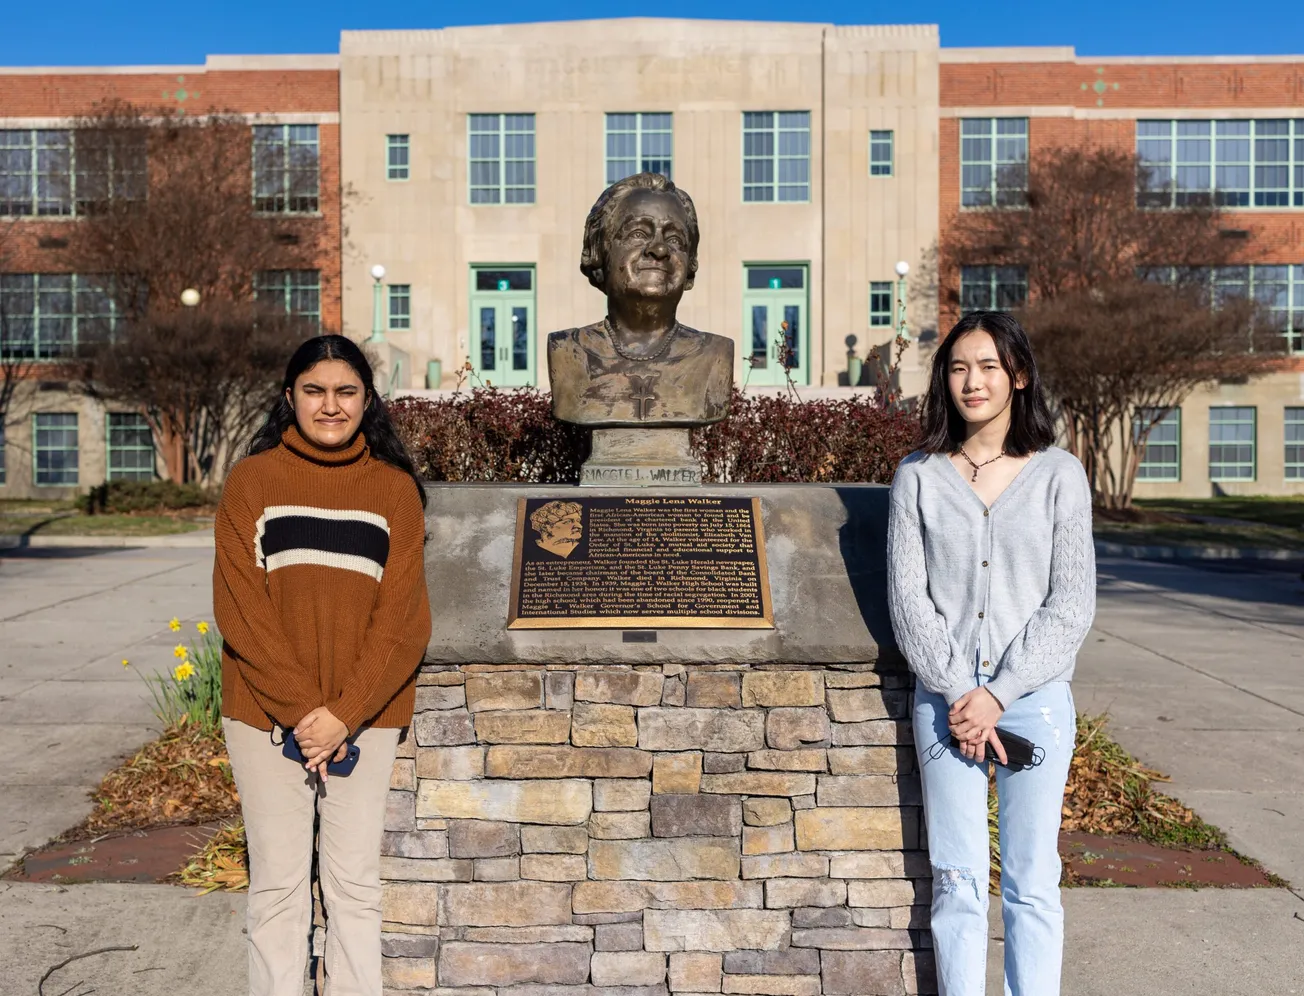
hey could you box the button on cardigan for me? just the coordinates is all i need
[886,447,1096,707]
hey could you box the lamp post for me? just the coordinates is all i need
[894,260,911,343]
[369,264,387,344]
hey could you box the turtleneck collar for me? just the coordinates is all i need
[280,423,369,467]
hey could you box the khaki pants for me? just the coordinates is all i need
[223,718,399,996]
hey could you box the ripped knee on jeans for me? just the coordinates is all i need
[933,863,983,903]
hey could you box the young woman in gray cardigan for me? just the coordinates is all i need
[887,311,1096,996]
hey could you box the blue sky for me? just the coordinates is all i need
[2,0,1301,66]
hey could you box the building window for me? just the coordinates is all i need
[961,118,1028,208]
[0,128,145,217]
[605,113,673,186]
[1145,263,1304,353]
[388,284,411,330]
[468,114,536,205]
[1135,408,1181,482]
[253,124,319,214]
[1286,408,1304,480]
[0,274,119,360]
[1209,406,1256,482]
[107,412,155,481]
[960,266,1028,313]
[870,131,894,176]
[1137,119,1304,208]
[34,412,78,486]
[386,134,410,181]
[742,111,811,203]
[255,270,321,329]
[869,282,893,326]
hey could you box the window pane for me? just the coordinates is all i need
[387,134,410,181]
[511,306,529,371]
[475,269,533,292]
[743,110,810,203]
[1286,407,1304,480]
[388,284,411,330]
[750,305,768,366]
[471,114,535,204]
[1135,407,1181,481]
[479,307,496,370]
[746,267,804,290]
[870,130,893,176]
[34,412,79,485]
[961,118,1026,208]
[1208,407,1256,481]
[869,281,893,326]
[782,305,800,370]
[107,412,155,481]
[253,124,319,214]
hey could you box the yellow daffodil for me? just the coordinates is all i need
[174,661,196,681]
[121,659,131,669]
[168,617,181,632]
[173,643,188,659]
[196,621,210,635]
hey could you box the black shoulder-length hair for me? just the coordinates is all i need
[918,310,1056,457]
[247,334,427,508]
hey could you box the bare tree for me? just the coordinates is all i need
[946,144,1279,508]
[64,102,331,484]
[0,226,38,479]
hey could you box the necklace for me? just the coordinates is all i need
[603,317,679,362]
[958,445,1005,482]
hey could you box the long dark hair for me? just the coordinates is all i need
[919,311,1056,457]
[248,335,428,508]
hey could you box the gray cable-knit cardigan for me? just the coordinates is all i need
[886,447,1097,707]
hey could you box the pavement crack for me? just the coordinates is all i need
[0,559,198,624]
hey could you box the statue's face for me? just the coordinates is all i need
[604,189,691,302]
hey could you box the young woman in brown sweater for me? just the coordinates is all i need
[214,335,431,996]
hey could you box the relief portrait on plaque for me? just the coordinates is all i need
[529,500,585,559]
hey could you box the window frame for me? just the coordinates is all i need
[252,123,320,215]
[254,269,322,330]
[106,411,156,482]
[1134,407,1182,482]
[960,117,1029,209]
[1137,118,1304,210]
[32,411,79,487]
[386,134,410,182]
[959,265,1028,313]
[1286,407,1304,481]
[0,128,146,218]
[1145,263,1304,354]
[869,281,893,327]
[742,111,812,204]
[0,273,120,360]
[1208,406,1257,482]
[468,114,537,206]
[604,112,673,186]
[870,130,894,177]
[388,284,411,331]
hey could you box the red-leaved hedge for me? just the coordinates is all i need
[389,388,920,485]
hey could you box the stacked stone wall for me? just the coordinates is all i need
[379,663,934,996]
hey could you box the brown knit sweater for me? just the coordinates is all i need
[213,425,431,734]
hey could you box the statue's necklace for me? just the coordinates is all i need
[603,317,680,362]
[958,445,1004,482]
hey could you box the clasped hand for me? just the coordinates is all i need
[294,706,350,780]
[948,687,1008,765]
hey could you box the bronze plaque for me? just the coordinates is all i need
[508,496,774,630]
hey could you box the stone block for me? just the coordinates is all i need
[419,669,467,685]
[521,853,588,881]
[594,779,653,812]
[902,951,937,995]
[383,830,450,860]
[703,752,746,773]
[847,881,924,909]
[794,928,912,950]
[594,921,646,952]
[488,746,653,779]
[414,711,477,747]
[572,881,764,914]
[700,773,816,798]
[639,709,765,752]
[830,720,912,748]
[670,952,723,993]
[817,775,919,808]
[819,950,906,995]
[387,790,416,831]
[792,907,853,929]
[589,839,740,881]
[644,910,791,952]
[823,672,882,689]
[418,746,485,780]
[888,906,929,930]
[721,976,820,996]
[418,818,450,831]
[791,796,816,811]
[465,672,544,712]
[546,671,576,710]
[476,710,572,745]
[521,825,590,854]
[740,854,828,880]
[741,798,792,827]
[794,809,913,851]
[653,753,703,794]
[419,780,592,825]
[383,956,437,989]
[380,856,475,882]
[764,878,846,908]
[417,684,468,711]
[439,882,573,926]
[827,748,910,776]
[741,824,793,856]
[449,820,520,858]
[852,909,892,928]
[474,856,521,881]
[590,811,653,839]
[765,709,830,751]
[741,672,823,708]
[383,882,439,925]
[592,951,668,986]
[574,911,646,925]
[576,670,665,706]
[396,731,416,759]
[438,942,591,986]
[651,794,742,837]
[827,688,890,723]
[463,927,593,944]
[722,950,820,976]
[745,750,827,773]
[382,932,440,958]
[574,703,639,747]
[391,759,417,791]
[828,853,909,880]
[686,672,742,708]
[662,674,687,706]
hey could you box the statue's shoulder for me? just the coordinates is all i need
[548,324,603,352]
[677,325,735,361]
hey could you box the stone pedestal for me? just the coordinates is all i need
[380,484,935,996]
[580,428,701,487]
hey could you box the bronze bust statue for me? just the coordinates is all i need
[547,173,733,428]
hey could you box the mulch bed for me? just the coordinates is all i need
[4,823,225,885]
[1060,831,1277,888]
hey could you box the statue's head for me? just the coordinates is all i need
[580,173,700,302]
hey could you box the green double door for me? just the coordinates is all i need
[469,266,536,387]
[742,265,809,386]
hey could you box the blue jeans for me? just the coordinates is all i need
[913,677,1076,996]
